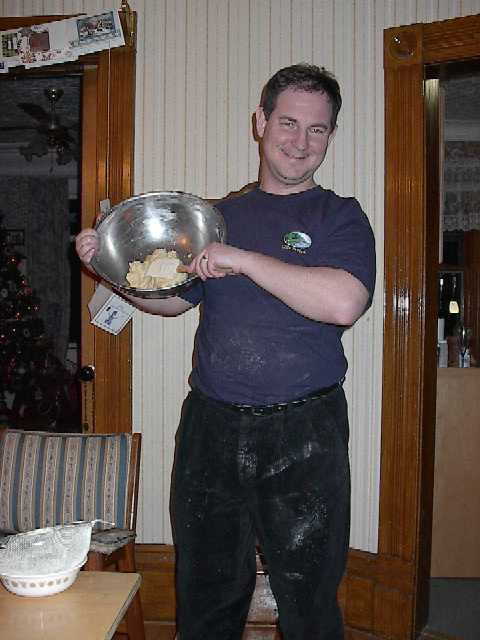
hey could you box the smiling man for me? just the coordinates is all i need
[76,63,376,640]
[255,86,336,193]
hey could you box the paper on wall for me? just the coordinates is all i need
[0,10,125,72]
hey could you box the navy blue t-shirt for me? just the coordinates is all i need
[180,186,376,405]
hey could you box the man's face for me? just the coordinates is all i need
[255,88,336,195]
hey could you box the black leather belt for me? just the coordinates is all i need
[204,382,341,417]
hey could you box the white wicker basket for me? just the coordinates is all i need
[0,557,86,597]
[0,522,93,597]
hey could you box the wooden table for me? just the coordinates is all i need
[0,571,141,639]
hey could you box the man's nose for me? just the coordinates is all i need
[293,128,308,150]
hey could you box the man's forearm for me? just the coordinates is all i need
[242,253,369,324]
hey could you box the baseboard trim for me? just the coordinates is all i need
[135,543,416,639]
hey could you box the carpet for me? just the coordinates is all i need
[426,578,480,640]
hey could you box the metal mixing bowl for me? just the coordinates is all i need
[91,191,227,299]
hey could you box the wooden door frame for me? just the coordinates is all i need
[381,13,480,639]
[0,14,136,434]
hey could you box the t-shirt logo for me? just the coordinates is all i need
[282,231,312,254]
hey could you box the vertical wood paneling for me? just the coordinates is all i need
[332,1,355,197]
[205,0,229,198]
[270,0,292,70]
[312,0,335,187]
[291,0,313,63]
[82,1,106,14]
[4,0,480,551]
[348,0,381,551]
[248,2,270,181]
[153,0,191,542]
[140,315,168,541]
[371,0,389,551]
[330,2,358,546]
[404,0,419,22]
[416,0,441,23]
[185,0,208,196]
[164,0,187,191]
[438,0,461,18]
[137,0,166,191]
[227,1,252,190]
[463,0,480,15]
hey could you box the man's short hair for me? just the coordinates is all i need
[260,63,342,130]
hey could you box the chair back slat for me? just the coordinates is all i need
[0,430,141,534]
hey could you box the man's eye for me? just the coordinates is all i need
[310,127,327,135]
[280,120,295,128]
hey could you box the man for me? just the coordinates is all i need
[76,63,376,640]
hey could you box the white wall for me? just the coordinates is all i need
[2,0,480,551]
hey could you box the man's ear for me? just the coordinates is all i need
[255,106,267,138]
[327,125,337,145]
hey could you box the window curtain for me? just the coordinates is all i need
[443,141,480,231]
[0,176,71,364]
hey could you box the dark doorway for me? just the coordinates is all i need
[426,59,480,640]
[0,73,82,432]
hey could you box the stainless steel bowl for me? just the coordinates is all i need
[91,191,227,299]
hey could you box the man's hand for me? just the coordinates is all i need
[181,242,247,280]
[76,228,99,265]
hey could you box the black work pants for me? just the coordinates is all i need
[171,385,350,640]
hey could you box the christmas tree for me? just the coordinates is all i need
[0,215,79,430]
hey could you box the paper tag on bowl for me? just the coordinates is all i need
[88,284,135,335]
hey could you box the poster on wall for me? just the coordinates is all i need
[0,10,124,72]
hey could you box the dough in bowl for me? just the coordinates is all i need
[126,248,187,289]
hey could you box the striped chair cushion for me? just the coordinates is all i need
[0,430,133,534]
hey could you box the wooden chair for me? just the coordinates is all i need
[0,428,145,640]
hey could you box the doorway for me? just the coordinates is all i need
[0,73,82,432]
[0,14,136,435]
[425,63,480,640]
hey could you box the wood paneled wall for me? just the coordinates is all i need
[131,0,387,550]
[129,0,480,552]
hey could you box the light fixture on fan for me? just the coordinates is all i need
[16,87,78,166]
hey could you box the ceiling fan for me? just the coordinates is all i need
[1,87,79,165]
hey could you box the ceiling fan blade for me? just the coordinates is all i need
[17,102,49,122]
